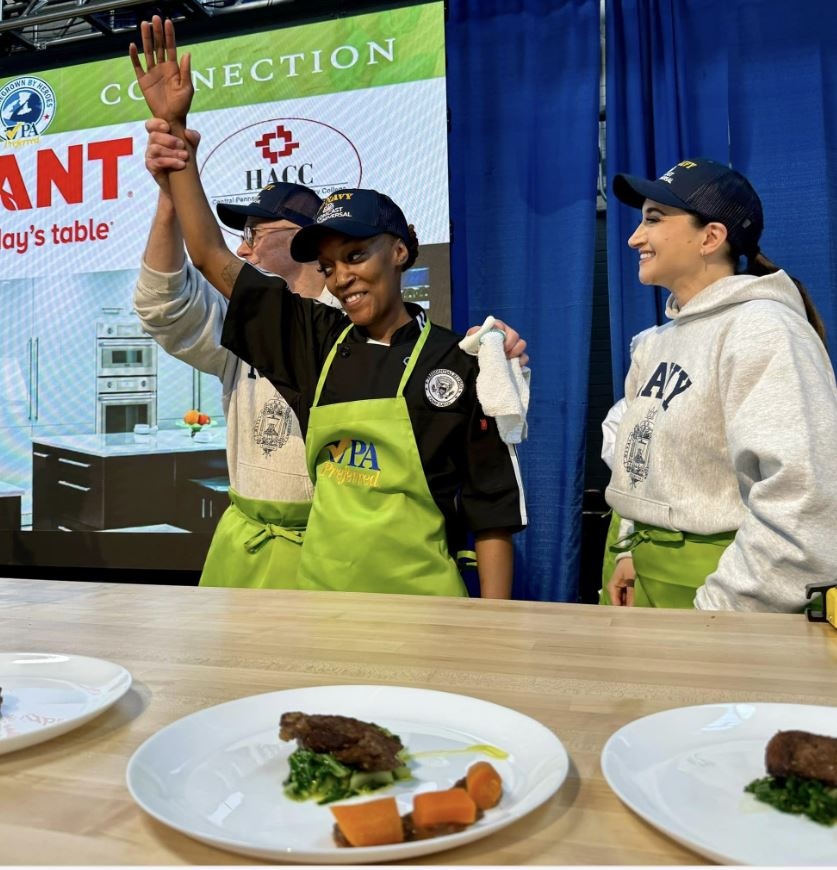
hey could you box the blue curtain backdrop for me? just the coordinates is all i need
[726,2,837,360]
[606,0,837,392]
[443,0,837,601]
[446,0,601,601]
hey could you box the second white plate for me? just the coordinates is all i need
[0,652,132,755]
[601,702,837,865]
[126,684,569,863]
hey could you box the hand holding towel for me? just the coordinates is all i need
[458,317,530,444]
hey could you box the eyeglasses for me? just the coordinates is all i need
[241,225,298,249]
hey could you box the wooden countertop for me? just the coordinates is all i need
[1,578,835,865]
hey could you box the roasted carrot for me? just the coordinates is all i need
[465,761,503,809]
[412,787,477,828]
[330,796,404,847]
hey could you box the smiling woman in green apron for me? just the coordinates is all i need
[218,189,527,597]
[604,158,837,611]
[128,16,527,595]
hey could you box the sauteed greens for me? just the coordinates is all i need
[284,747,411,804]
[745,775,837,826]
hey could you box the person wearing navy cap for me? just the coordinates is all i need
[133,121,339,591]
[272,188,525,597]
[226,187,527,597]
[604,157,837,611]
[129,17,527,597]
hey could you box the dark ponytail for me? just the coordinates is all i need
[402,224,419,272]
[691,213,827,347]
[744,249,827,347]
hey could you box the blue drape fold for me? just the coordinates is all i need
[726,4,837,354]
[446,0,601,601]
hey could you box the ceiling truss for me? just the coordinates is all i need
[0,0,287,61]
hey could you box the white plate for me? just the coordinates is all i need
[601,703,837,865]
[0,652,132,755]
[126,684,568,864]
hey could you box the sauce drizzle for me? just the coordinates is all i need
[410,743,509,760]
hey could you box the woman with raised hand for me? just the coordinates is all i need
[605,158,837,611]
[129,17,526,598]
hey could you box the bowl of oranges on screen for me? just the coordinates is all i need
[178,409,214,438]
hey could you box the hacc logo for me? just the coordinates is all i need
[204,117,363,230]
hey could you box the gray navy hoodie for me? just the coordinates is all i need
[606,271,837,612]
[133,260,339,503]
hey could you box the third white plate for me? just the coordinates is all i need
[601,702,837,865]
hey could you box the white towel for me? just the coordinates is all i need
[458,316,530,444]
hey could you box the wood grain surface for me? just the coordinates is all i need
[1,578,835,865]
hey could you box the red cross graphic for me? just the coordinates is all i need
[254,125,300,165]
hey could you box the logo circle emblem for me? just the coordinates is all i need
[425,369,464,408]
[0,76,56,141]
[198,117,363,239]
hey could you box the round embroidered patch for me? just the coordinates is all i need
[425,369,464,407]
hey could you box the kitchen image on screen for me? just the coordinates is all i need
[0,270,225,533]
[0,2,451,571]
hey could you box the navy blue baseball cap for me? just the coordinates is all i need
[290,188,410,262]
[613,158,764,255]
[215,182,322,231]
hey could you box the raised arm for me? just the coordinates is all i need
[129,16,243,297]
[141,117,202,272]
[134,118,234,380]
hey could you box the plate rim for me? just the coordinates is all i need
[0,651,133,755]
[126,683,569,864]
[600,701,837,865]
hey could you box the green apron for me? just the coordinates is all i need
[610,521,736,608]
[198,488,309,588]
[297,321,467,597]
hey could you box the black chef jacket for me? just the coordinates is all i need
[221,263,527,548]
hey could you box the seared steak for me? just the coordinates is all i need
[280,712,403,772]
[766,729,837,786]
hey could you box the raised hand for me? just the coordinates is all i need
[144,117,201,191]
[129,16,193,124]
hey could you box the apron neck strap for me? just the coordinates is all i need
[396,318,432,396]
[313,322,353,408]
[312,317,432,407]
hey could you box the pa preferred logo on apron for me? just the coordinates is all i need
[425,369,464,407]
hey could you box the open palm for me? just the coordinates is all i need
[129,16,193,123]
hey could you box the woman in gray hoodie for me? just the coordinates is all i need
[605,158,837,612]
